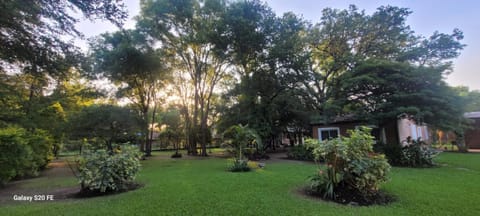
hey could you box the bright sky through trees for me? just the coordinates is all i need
[75,0,479,90]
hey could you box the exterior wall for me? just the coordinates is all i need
[397,118,431,145]
[312,122,392,144]
[312,122,358,140]
[312,118,432,145]
[465,118,480,149]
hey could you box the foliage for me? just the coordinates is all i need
[78,144,142,193]
[310,127,391,200]
[287,145,315,161]
[287,138,321,161]
[222,124,261,160]
[0,0,126,78]
[159,108,183,155]
[89,29,170,156]
[336,60,468,131]
[0,126,53,186]
[69,105,141,152]
[217,3,312,152]
[228,159,250,172]
[26,129,54,169]
[453,86,480,112]
[399,139,439,167]
[378,138,439,167]
[138,0,229,156]
[0,127,32,185]
[375,143,404,166]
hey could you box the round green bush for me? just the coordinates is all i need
[78,145,142,193]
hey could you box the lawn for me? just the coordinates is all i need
[1,152,479,215]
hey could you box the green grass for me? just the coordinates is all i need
[1,152,480,215]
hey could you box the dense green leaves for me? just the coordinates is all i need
[70,105,141,152]
[310,127,390,200]
[222,124,261,160]
[78,144,142,193]
[0,126,53,186]
[0,0,126,78]
[89,29,170,155]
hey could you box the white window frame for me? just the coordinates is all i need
[318,127,340,141]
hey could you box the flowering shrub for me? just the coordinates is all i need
[309,127,391,201]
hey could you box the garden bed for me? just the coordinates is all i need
[302,186,395,206]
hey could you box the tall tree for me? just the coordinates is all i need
[89,30,169,156]
[453,86,480,113]
[218,3,313,149]
[294,5,465,130]
[138,0,229,156]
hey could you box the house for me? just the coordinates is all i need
[311,114,431,145]
[464,112,480,149]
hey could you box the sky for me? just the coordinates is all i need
[75,0,480,90]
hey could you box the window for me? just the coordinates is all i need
[318,127,340,141]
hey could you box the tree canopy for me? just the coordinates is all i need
[0,0,473,168]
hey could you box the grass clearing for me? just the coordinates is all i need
[1,152,479,215]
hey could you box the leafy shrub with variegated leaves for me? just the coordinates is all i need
[309,127,390,200]
[78,144,142,193]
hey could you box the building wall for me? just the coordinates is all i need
[312,122,394,144]
[312,122,358,140]
[397,118,431,145]
[465,118,480,149]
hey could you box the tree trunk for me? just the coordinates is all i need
[455,131,468,153]
[148,102,158,154]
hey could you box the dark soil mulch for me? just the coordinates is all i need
[72,183,144,198]
[300,186,396,206]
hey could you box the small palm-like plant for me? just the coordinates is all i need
[222,124,261,160]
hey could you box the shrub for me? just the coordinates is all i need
[399,139,438,167]
[0,127,32,185]
[78,144,142,193]
[229,159,250,172]
[0,126,54,185]
[309,127,391,202]
[27,129,54,169]
[222,124,261,161]
[379,138,438,167]
[377,143,403,166]
[287,139,319,161]
[287,145,314,161]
